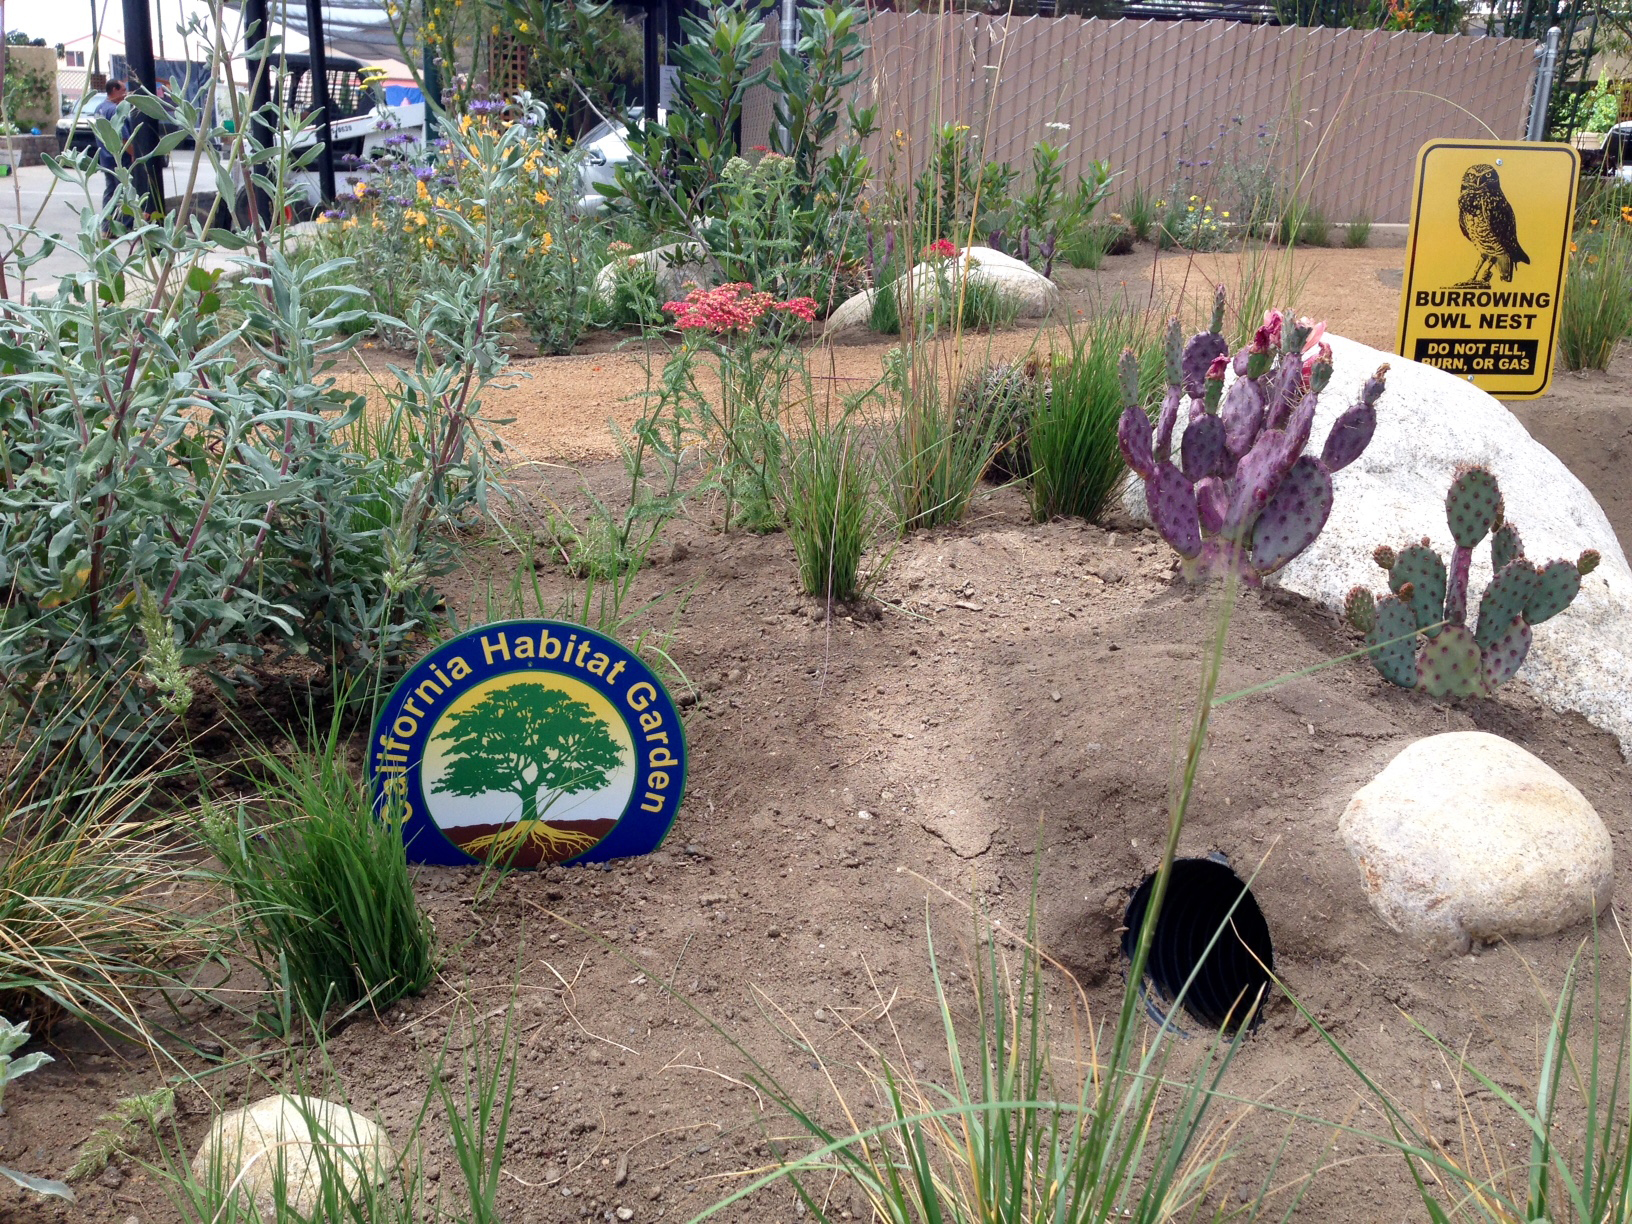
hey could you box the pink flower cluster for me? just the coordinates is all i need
[923,239,959,260]
[663,283,818,334]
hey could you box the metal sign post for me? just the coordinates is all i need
[1525,26,1560,142]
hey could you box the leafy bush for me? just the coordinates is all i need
[1,92,513,750]
[200,708,435,1032]
[1157,194,1228,250]
[1561,211,1632,371]
[314,97,592,353]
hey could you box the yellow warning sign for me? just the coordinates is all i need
[1396,139,1578,399]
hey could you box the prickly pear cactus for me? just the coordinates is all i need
[1117,287,1389,584]
[1343,465,1599,698]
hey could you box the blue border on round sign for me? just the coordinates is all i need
[368,619,687,867]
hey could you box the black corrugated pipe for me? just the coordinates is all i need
[1121,857,1274,1034]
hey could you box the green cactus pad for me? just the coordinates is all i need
[1345,587,1377,633]
[1524,558,1583,625]
[1388,544,1447,638]
[1373,544,1397,571]
[1415,625,1486,699]
[1366,595,1418,688]
[1163,317,1183,384]
[1445,466,1502,549]
[1580,549,1601,576]
[1118,347,1141,411]
[1490,521,1524,572]
[1474,559,1539,651]
[1481,616,1533,691]
[1250,455,1333,575]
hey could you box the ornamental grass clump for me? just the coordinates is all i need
[1118,286,1389,583]
[200,707,434,1033]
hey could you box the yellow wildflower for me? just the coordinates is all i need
[405,208,428,229]
[517,17,529,30]
[416,178,430,200]
[342,216,358,230]
[459,114,472,134]
[542,165,559,177]
[534,189,551,206]
[541,231,553,251]
[316,213,329,224]
[352,179,368,199]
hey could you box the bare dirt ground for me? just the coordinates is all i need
[6,243,1630,1224]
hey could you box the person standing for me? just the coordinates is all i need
[95,80,131,234]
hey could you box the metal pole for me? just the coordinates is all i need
[776,0,795,146]
[304,0,336,201]
[421,0,439,138]
[642,0,659,122]
[243,0,272,224]
[90,0,101,75]
[1526,25,1560,142]
[120,0,165,218]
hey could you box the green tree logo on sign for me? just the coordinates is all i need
[430,682,625,863]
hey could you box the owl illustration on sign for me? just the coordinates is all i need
[1456,163,1530,286]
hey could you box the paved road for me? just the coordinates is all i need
[0,151,222,300]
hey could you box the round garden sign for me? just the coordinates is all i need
[369,620,686,868]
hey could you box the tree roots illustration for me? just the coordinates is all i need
[460,819,600,864]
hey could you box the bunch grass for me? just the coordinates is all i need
[785,403,885,602]
[198,699,435,1032]
[0,667,200,1040]
[1027,311,1157,522]
[1560,215,1632,371]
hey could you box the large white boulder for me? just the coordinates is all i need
[191,1095,394,1216]
[592,241,718,306]
[1339,731,1612,953]
[825,245,1059,335]
[1124,334,1632,754]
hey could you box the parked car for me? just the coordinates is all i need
[1597,120,1632,181]
[57,92,107,153]
[573,108,664,212]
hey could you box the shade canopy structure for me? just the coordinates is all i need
[224,0,408,62]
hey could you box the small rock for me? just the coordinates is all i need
[668,540,690,565]
[98,1164,125,1188]
[123,1217,140,1224]
[191,1096,394,1217]
[766,927,781,938]
[1050,691,1061,702]
[617,1209,635,1221]
[1339,732,1613,954]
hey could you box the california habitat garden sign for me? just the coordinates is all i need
[369,620,686,868]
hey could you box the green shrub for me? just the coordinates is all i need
[200,710,435,1032]
[1028,313,1156,521]
[1345,211,1373,248]
[871,263,1024,336]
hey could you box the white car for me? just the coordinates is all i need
[573,108,664,212]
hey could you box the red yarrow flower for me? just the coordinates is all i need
[663,283,817,334]
[923,239,958,260]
